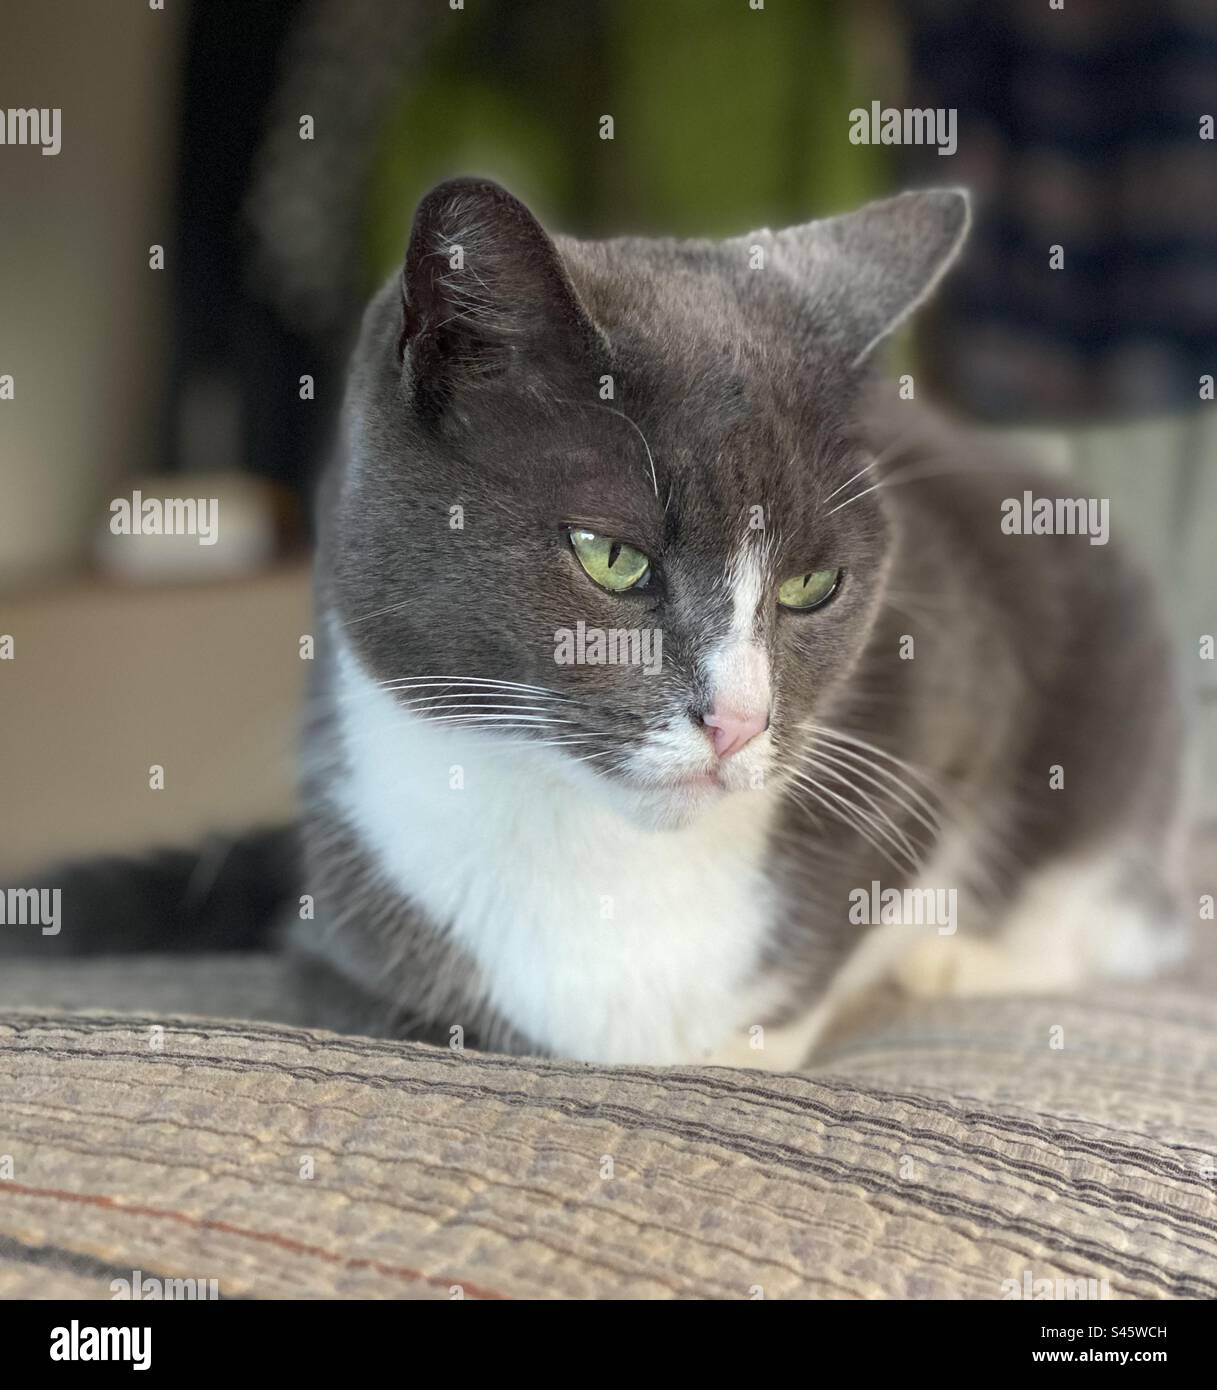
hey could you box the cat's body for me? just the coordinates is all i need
[282,179,1190,1067]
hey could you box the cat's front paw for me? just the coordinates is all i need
[894,936,1023,999]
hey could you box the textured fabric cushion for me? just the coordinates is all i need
[0,948,1215,1299]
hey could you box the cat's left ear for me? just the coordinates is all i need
[746,188,970,366]
[398,177,602,417]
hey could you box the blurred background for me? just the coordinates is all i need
[1,0,1214,879]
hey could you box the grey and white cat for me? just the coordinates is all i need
[284,176,1191,1068]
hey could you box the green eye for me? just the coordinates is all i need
[569,529,651,593]
[778,567,842,611]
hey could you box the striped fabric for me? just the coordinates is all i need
[0,946,1214,1300]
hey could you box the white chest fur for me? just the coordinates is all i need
[330,635,784,1064]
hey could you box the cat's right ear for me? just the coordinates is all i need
[751,188,971,367]
[398,178,601,417]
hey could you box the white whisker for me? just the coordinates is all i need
[421,713,580,727]
[400,700,570,717]
[795,752,924,862]
[825,478,885,517]
[797,763,922,871]
[344,599,416,628]
[797,740,942,838]
[379,676,575,697]
[803,723,943,794]
[820,440,908,505]
[786,767,916,874]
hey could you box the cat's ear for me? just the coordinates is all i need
[399,177,600,414]
[754,189,970,366]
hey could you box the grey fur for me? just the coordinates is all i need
[292,178,1188,1056]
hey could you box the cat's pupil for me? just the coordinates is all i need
[608,541,622,569]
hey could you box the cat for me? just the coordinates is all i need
[12,178,1192,1070]
[284,177,1191,1066]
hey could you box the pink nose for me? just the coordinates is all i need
[702,707,769,759]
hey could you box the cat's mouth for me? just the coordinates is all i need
[609,773,722,810]
[605,770,727,831]
[616,759,759,803]
[660,769,722,791]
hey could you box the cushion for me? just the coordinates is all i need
[1,944,1214,1299]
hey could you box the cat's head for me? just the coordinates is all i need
[330,177,968,829]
